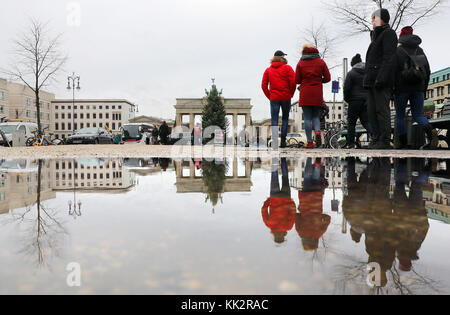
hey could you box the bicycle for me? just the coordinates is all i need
[26,131,63,147]
[324,121,348,149]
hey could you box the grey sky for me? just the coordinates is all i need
[1,0,449,120]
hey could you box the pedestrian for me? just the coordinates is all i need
[393,26,437,149]
[295,44,331,149]
[159,121,170,145]
[193,123,202,145]
[363,8,398,149]
[295,158,330,251]
[319,102,329,147]
[261,158,296,244]
[151,125,159,145]
[343,53,372,149]
[262,50,296,149]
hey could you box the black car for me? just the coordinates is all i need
[66,128,114,145]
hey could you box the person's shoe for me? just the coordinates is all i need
[373,142,392,150]
[344,143,356,149]
[305,141,314,149]
[368,140,378,150]
[315,158,322,167]
[280,138,287,149]
[395,134,408,150]
[315,131,322,148]
[421,125,438,150]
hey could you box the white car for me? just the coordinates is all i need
[0,122,38,147]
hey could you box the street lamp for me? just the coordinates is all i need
[68,159,82,219]
[67,72,81,134]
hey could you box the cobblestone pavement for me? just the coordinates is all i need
[1,145,450,159]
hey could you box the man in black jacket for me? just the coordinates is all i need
[159,121,170,145]
[364,8,398,150]
[344,54,372,149]
[393,26,437,149]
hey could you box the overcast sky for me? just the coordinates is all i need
[1,0,449,120]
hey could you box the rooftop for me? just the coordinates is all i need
[429,67,450,85]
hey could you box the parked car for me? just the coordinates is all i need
[0,122,38,147]
[66,127,114,145]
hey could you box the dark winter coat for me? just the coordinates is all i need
[344,62,368,103]
[363,24,398,89]
[159,123,169,138]
[393,34,431,94]
[261,56,296,101]
[295,47,331,107]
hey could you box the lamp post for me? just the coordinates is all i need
[68,159,82,219]
[67,73,81,134]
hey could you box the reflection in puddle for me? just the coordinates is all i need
[0,156,449,294]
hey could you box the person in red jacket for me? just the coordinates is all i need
[295,158,330,251]
[261,158,296,244]
[295,45,331,149]
[262,50,296,149]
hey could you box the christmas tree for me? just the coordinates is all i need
[202,81,228,143]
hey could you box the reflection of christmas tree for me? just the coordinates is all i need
[202,160,228,208]
[202,81,228,143]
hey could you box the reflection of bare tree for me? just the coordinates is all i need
[9,160,67,268]
[331,249,443,295]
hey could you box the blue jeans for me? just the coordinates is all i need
[394,92,429,136]
[302,106,321,142]
[270,100,291,141]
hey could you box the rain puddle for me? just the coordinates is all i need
[0,156,449,295]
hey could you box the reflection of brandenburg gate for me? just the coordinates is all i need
[174,158,253,193]
[174,98,252,142]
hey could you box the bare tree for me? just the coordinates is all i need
[1,18,67,134]
[300,20,339,62]
[327,0,445,36]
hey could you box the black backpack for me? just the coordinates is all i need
[400,46,427,85]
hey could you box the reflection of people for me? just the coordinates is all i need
[152,126,159,145]
[342,157,369,243]
[295,158,330,251]
[261,158,296,244]
[159,158,170,172]
[343,158,430,288]
[393,159,430,272]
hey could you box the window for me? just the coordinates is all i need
[55,123,59,130]
[74,113,77,119]
[93,113,96,119]
[80,113,84,119]
[68,113,71,119]
[55,113,59,119]
[26,98,31,106]
[99,113,103,119]
[61,123,65,130]
[87,113,90,119]
[99,106,102,110]
[26,110,30,117]
[0,91,4,100]
[68,123,72,131]
[62,113,65,119]
[106,113,109,119]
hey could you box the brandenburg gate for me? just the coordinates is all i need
[174,98,253,142]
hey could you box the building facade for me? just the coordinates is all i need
[290,100,345,133]
[4,81,55,130]
[0,79,8,121]
[51,99,137,139]
[426,67,450,105]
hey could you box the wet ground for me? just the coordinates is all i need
[0,155,449,294]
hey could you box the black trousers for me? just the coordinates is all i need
[367,87,392,144]
[347,99,372,145]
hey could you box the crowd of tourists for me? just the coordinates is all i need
[261,8,437,150]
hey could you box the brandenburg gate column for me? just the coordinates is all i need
[189,114,195,131]
[233,114,238,144]
[176,113,182,128]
